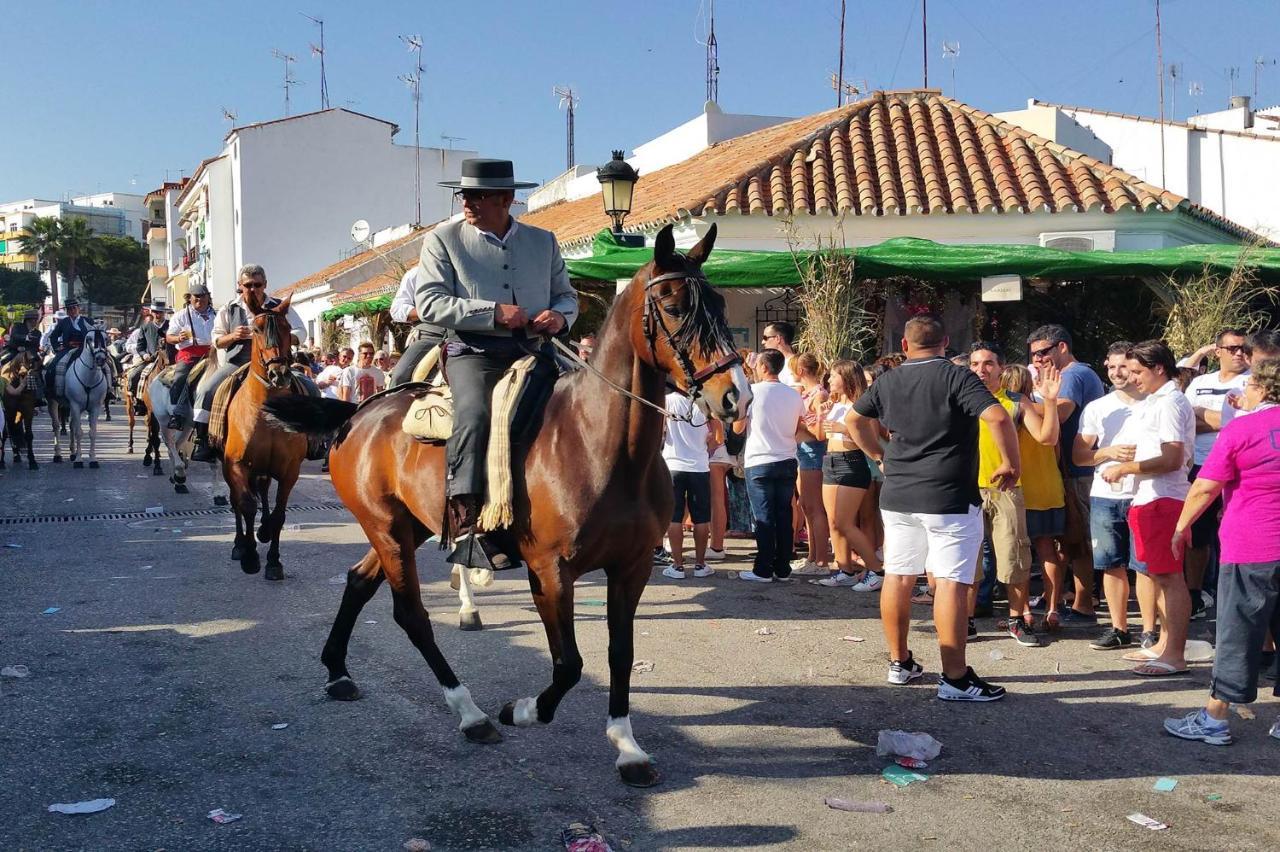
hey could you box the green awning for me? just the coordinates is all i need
[323,231,1280,320]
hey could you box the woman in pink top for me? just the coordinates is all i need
[1164,358,1280,746]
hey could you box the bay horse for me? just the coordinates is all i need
[222,292,307,581]
[46,329,110,468]
[1,350,40,470]
[263,224,749,786]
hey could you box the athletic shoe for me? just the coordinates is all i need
[1090,627,1133,650]
[1139,630,1160,650]
[1191,592,1214,621]
[937,667,1006,702]
[1059,608,1099,627]
[968,618,978,638]
[704,548,726,562]
[852,572,883,592]
[1008,618,1043,647]
[1269,718,1280,741]
[1164,709,1233,746]
[1028,595,1048,612]
[691,564,714,578]
[737,570,774,583]
[812,571,860,587]
[887,654,924,685]
[790,558,826,575]
[661,566,686,580]
[652,547,674,567]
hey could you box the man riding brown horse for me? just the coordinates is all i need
[418,158,577,571]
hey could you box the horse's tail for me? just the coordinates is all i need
[261,394,357,440]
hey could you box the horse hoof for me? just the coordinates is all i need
[174,483,189,494]
[152,466,164,476]
[72,461,84,469]
[240,556,261,575]
[214,495,228,507]
[498,698,538,727]
[265,562,284,581]
[142,455,151,466]
[28,461,38,471]
[619,761,662,788]
[325,676,360,701]
[53,455,62,464]
[88,461,99,469]
[69,453,77,462]
[231,544,244,561]
[459,611,483,631]
[462,720,503,744]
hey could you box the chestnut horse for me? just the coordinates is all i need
[263,224,749,786]
[223,292,306,581]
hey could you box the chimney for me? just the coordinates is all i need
[1229,94,1251,111]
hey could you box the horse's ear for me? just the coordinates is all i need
[654,225,677,268]
[685,223,717,266]
[276,293,293,313]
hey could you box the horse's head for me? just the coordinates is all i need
[84,328,110,370]
[250,294,295,388]
[2,350,32,386]
[630,223,751,422]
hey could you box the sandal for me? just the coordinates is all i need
[911,589,934,605]
[1131,660,1189,677]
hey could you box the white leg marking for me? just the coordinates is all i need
[470,567,494,588]
[513,696,538,726]
[443,685,488,730]
[455,563,478,615]
[607,716,651,768]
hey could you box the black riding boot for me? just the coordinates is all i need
[190,422,217,462]
[444,494,513,571]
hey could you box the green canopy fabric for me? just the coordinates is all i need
[323,231,1280,320]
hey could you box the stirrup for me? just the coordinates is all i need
[445,533,495,571]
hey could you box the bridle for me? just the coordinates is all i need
[642,269,741,401]
[250,310,291,388]
[71,330,108,393]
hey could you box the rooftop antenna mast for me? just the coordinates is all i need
[941,41,960,98]
[399,34,424,226]
[1255,56,1276,101]
[1227,66,1240,99]
[271,48,301,117]
[1167,62,1181,118]
[554,86,579,170]
[1154,0,1166,186]
[922,0,929,88]
[1188,80,1204,114]
[836,0,846,108]
[440,134,466,149]
[302,13,329,109]
[696,0,720,104]
[221,106,238,127]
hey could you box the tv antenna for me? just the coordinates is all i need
[221,106,238,125]
[440,134,466,149]
[302,13,330,109]
[1167,62,1181,117]
[1255,56,1276,101]
[399,34,425,226]
[1188,80,1204,115]
[941,40,960,97]
[694,0,720,104]
[1226,65,1241,99]
[554,86,579,170]
[271,48,302,116]
[829,73,864,106]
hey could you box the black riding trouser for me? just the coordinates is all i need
[390,333,443,387]
[443,344,557,498]
[168,358,197,407]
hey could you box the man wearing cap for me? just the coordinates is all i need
[1,309,41,366]
[189,264,309,462]
[125,301,169,410]
[416,158,578,569]
[163,283,216,430]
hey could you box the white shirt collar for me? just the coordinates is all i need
[471,217,518,245]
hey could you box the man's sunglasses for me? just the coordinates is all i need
[1218,344,1249,355]
[454,190,502,202]
[1029,344,1058,360]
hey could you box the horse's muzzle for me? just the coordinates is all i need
[266,367,291,388]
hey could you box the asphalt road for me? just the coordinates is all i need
[1,410,1277,851]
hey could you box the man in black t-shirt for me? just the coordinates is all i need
[852,314,1021,702]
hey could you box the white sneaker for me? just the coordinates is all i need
[1269,718,1280,741]
[790,558,822,574]
[738,570,774,583]
[887,655,924,685]
[704,548,726,562]
[661,566,686,580]
[692,564,714,578]
[852,572,883,592]
[812,571,859,588]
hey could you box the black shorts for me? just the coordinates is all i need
[1189,464,1223,549]
[822,449,871,489]
[671,471,712,524]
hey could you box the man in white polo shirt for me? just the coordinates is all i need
[661,391,714,579]
[851,314,1020,702]
[733,349,808,582]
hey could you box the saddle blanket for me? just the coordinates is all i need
[154,359,211,390]
[45,350,112,402]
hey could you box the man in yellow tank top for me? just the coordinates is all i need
[970,343,1062,647]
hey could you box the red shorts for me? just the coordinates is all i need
[1128,498,1185,575]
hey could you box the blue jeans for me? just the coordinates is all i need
[745,459,797,578]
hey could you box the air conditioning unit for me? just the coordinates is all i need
[1039,230,1115,252]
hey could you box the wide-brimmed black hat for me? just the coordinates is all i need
[188,283,210,297]
[149,300,168,313]
[64,297,81,308]
[438,158,538,191]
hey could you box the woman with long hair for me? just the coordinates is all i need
[791,352,831,573]
[812,359,882,588]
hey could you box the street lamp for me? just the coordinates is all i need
[597,150,643,247]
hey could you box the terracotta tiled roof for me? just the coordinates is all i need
[329,272,401,304]
[273,228,427,298]
[520,89,1202,247]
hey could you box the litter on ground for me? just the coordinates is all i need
[881,765,929,786]
[876,730,943,761]
[824,797,892,813]
[1127,813,1168,831]
[631,660,654,673]
[48,798,116,815]
[1,665,30,678]
[1153,777,1178,792]
[208,808,243,824]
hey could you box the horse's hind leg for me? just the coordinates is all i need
[87,407,100,468]
[373,513,501,744]
[49,404,63,463]
[322,548,385,700]
[24,415,36,470]
[604,567,660,787]
[499,564,582,728]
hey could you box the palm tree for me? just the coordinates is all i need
[56,217,101,306]
[16,216,63,311]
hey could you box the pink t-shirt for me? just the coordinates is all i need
[1197,405,1280,563]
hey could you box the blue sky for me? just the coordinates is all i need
[8,0,1280,201]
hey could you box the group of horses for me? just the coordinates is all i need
[5,227,750,785]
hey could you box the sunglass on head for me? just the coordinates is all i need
[1029,344,1057,360]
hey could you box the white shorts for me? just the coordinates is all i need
[881,506,983,584]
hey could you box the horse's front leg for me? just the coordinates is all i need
[86,406,100,468]
[499,564,582,728]
[454,561,483,631]
[24,415,36,470]
[69,405,84,466]
[126,402,135,453]
[262,465,300,581]
[226,460,259,574]
[168,428,188,493]
[49,403,63,463]
[322,548,384,700]
[605,565,659,787]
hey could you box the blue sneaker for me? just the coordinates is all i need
[1059,608,1099,628]
[1164,709,1233,746]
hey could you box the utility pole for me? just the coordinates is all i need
[554,86,578,170]
[399,34,424,226]
[705,0,719,104]
[271,49,301,116]
[302,13,329,109]
[1155,0,1166,186]
[836,0,846,109]
[922,0,929,88]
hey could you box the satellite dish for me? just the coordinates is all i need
[350,219,370,244]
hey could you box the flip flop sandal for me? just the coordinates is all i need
[1122,648,1160,662]
[1131,660,1190,677]
[911,589,935,605]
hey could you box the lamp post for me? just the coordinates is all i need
[596,150,643,247]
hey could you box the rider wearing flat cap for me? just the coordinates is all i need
[416,158,578,569]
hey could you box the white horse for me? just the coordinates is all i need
[47,329,110,468]
[147,362,226,503]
